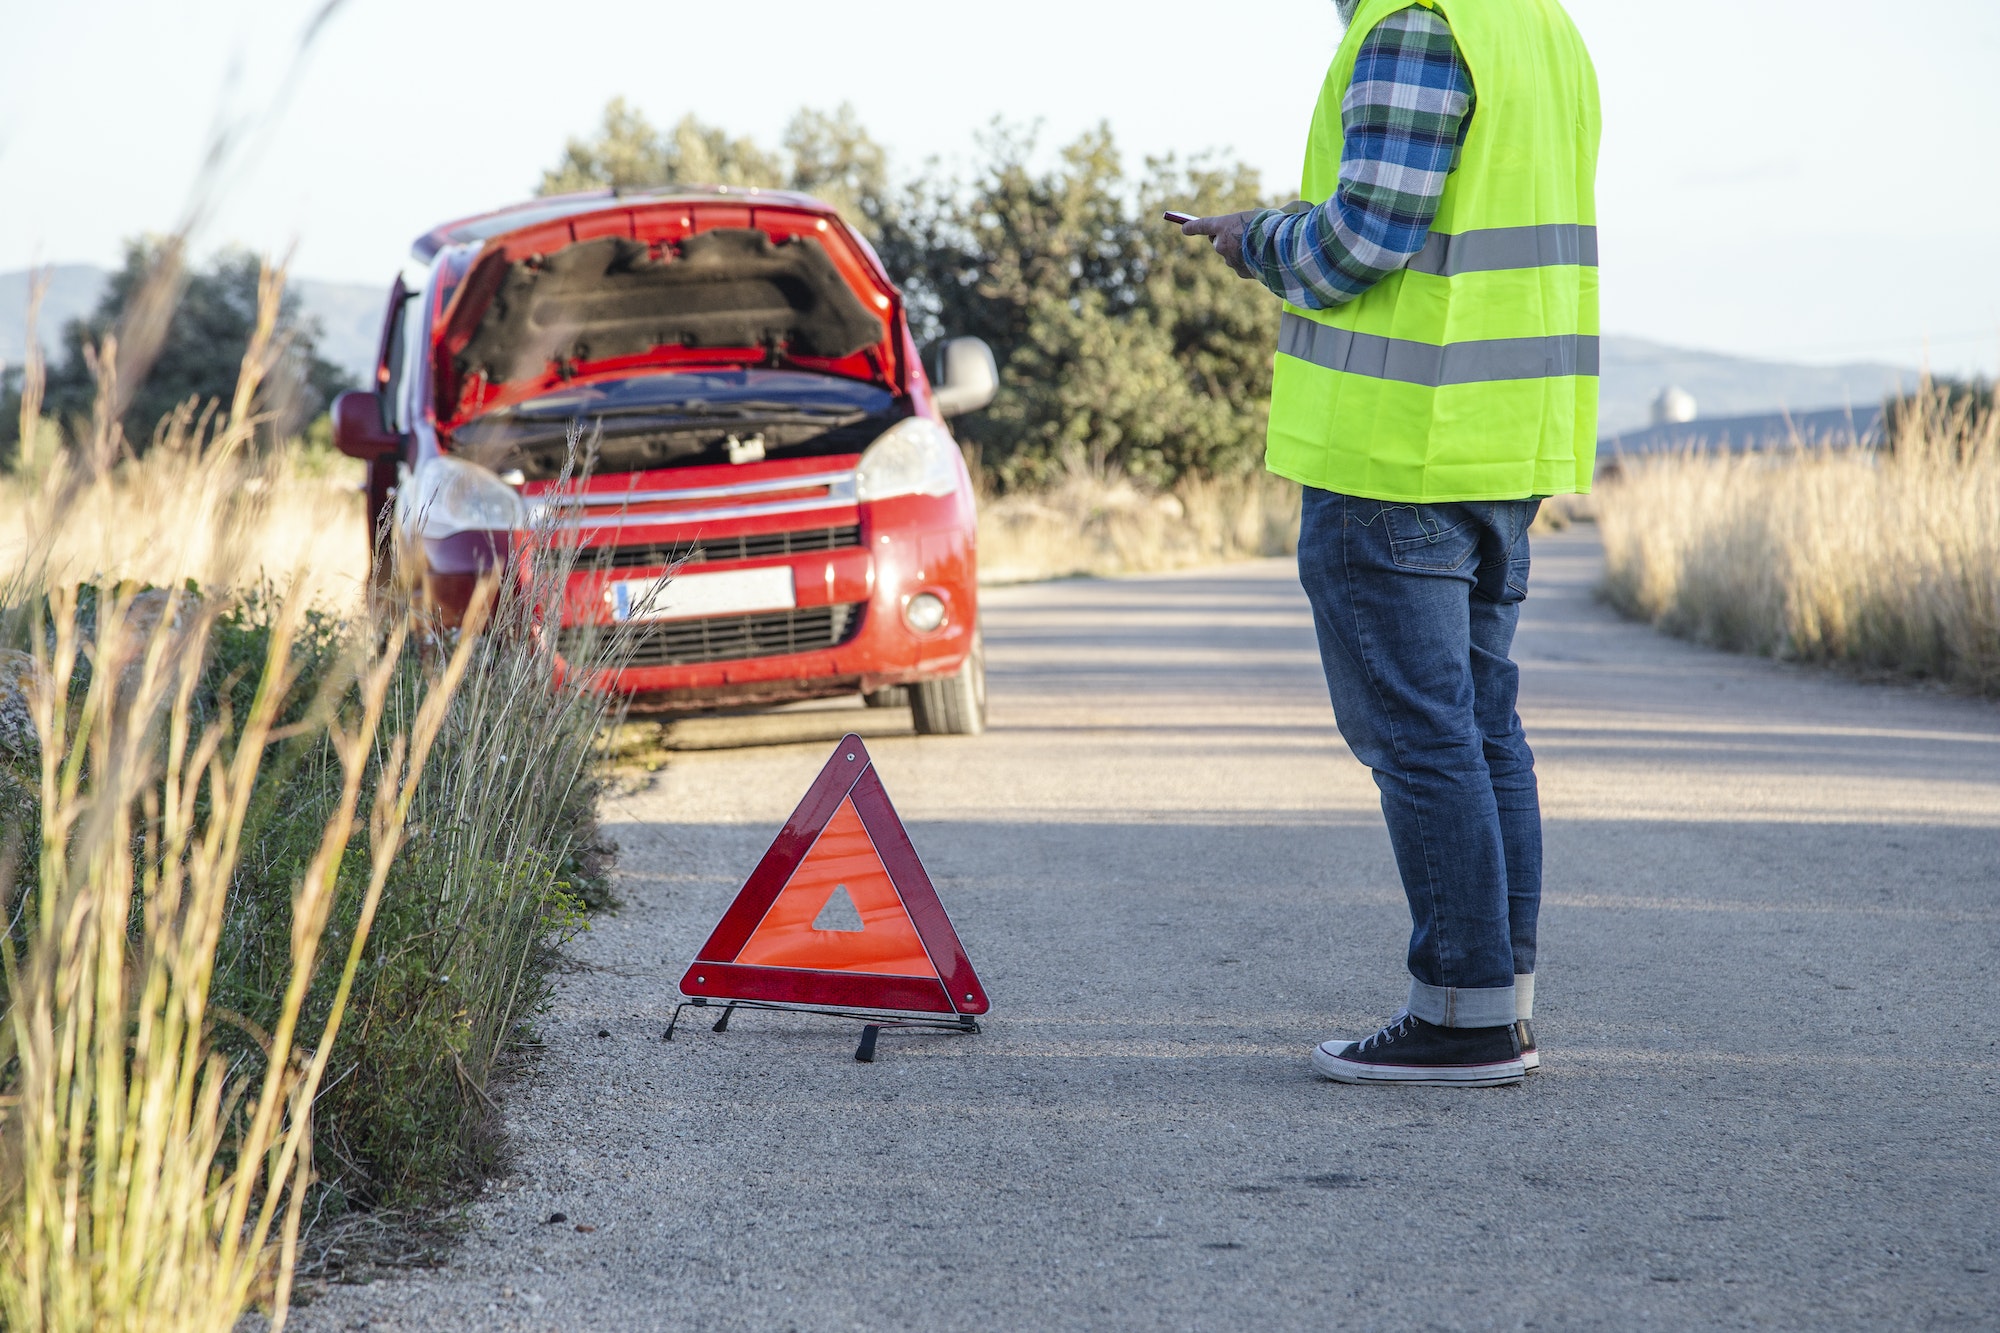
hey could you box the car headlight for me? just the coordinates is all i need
[855,417,962,503]
[406,455,526,538]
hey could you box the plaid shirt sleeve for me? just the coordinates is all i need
[1242,6,1475,310]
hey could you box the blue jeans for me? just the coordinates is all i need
[1296,488,1543,1029]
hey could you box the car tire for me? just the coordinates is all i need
[863,686,910,709]
[910,627,987,737]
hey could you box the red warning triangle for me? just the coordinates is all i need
[680,735,989,1016]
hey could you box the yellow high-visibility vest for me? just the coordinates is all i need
[1267,0,1603,502]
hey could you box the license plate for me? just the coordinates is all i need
[605,567,797,624]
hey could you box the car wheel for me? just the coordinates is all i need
[910,627,987,737]
[863,686,909,709]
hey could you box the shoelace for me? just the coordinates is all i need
[1355,1010,1418,1054]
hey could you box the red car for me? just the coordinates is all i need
[333,188,997,734]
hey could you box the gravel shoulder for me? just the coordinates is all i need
[299,528,2000,1332]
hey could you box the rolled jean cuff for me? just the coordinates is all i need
[1407,978,1517,1029]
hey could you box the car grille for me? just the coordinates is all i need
[569,604,864,669]
[595,524,862,572]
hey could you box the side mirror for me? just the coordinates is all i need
[332,390,401,460]
[932,337,998,418]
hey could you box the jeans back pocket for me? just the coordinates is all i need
[1380,504,1476,572]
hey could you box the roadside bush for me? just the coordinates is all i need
[202,589,615,1216]
[1884,376,1994,461]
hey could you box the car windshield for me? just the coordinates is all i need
[450,370,903,481]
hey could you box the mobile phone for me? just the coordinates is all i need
[1162,210,1199,226]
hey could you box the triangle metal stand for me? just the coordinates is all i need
[664,996,979,1063]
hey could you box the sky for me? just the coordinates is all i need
[2,0,1997,374]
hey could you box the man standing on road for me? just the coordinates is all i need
[1185,0,1600,1087]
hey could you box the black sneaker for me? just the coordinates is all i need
[1516,1020,1540,1074]
[1313,1012,1525,1087]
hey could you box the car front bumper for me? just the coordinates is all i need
[419,496,977,716]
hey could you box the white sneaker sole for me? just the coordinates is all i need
[1522,1048,1541,1074]
[1313,1043,1526,1088]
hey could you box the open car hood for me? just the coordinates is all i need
[428,199,904,431]
[459,230,884,382]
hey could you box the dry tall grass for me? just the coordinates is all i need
[1,256,626,1328]
[976,462,1301,583]
[1597,387,2000,694]
[2,582,480,1333]
[0,259,489,1331]
[14,443,1294,598]
[0,260,368,609]
[0,446,368,611]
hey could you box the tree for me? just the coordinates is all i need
[781,105,892,232]
[41,240,352,455]
[539,98,786,196]
[0,365,20,466]
[876,125,1281,486]
[538,100,892,239]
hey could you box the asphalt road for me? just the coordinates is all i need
[299,529,2000,1332]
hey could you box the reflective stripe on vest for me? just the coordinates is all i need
[1406,223,1599,278]
[1279,315,1600,388]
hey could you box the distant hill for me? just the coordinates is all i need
[0,265,386,385]
[1,265,1921,434]
[0,265,117,370]
[1601,405,1886,461]
[1597,336,1914,437]
[291,277,390,382]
